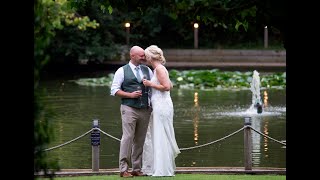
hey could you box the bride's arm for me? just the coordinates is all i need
[143,66,171,91]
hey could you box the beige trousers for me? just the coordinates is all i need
[119,104,151,173]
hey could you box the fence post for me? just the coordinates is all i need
[244,117,252,170]
[194,23,199,49]
[264,26,268,48]
[91,119,100,172]
[125,22,130,46]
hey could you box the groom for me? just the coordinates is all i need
[110,45,153,178]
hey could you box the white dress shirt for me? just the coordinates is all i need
[110,61,153,96]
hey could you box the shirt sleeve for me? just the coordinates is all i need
[110,67,124,96]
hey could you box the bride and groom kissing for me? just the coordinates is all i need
[110,45,180,177]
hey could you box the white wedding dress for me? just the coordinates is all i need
[142,66,181,176]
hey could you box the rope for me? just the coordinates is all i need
[249,125,286,146]
[39,125,286,153]
[179,126,246,151]
[39,128,120,152]
[95,128,121,142]
[42,128,93,152]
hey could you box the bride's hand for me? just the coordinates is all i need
[142,79,151,87]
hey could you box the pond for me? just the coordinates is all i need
[40,72,286,169]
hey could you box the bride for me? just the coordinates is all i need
[141,45,181,177]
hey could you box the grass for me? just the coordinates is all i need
[36,174,286,180]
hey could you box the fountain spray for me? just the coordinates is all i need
[250,70,263,114]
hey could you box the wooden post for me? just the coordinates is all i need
[264,26,268,48]
[126,27,130,45]
[91,119,100,172]
[244,117,252,170]
[194,23,199,49]
[125,22,130,46]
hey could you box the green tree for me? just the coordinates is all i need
[34,0,101,178]
[47,0,286,66]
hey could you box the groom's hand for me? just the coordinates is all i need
[131,90,142,98]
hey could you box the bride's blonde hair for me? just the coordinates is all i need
[144,45,166,65]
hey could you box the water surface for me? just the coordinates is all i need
[40,76,286,169]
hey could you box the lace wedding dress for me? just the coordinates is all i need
[142,66,181,176]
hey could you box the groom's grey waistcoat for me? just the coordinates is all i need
[121,64,150,108]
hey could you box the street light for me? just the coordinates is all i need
[125,22,130,45]
[194,23,199,49]
[264,26,268,48]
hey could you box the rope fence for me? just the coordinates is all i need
[38,117,286,171]
[41,126,286,152]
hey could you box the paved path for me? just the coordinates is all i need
[35,167,286,177]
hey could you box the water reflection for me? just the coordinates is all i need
[263,120,269,154]
[251,90,269,167]
[263,90,268,107]
[40,79,286,169]
[251,116,261,167]
[193,92,200,145]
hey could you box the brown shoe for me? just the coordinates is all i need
[120,171,133,178]
[131,171,146,176]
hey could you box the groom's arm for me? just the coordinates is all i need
[115,89,141,98]
[110,67,142,98]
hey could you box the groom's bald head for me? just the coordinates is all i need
[130,46,145,65]
[130,46,144,55]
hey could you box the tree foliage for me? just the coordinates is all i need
[46,0,285,65]
[34,0,285,178]
[34,0,102,178]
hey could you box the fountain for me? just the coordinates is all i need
[249,70,263,114]
[216,69,285,117]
